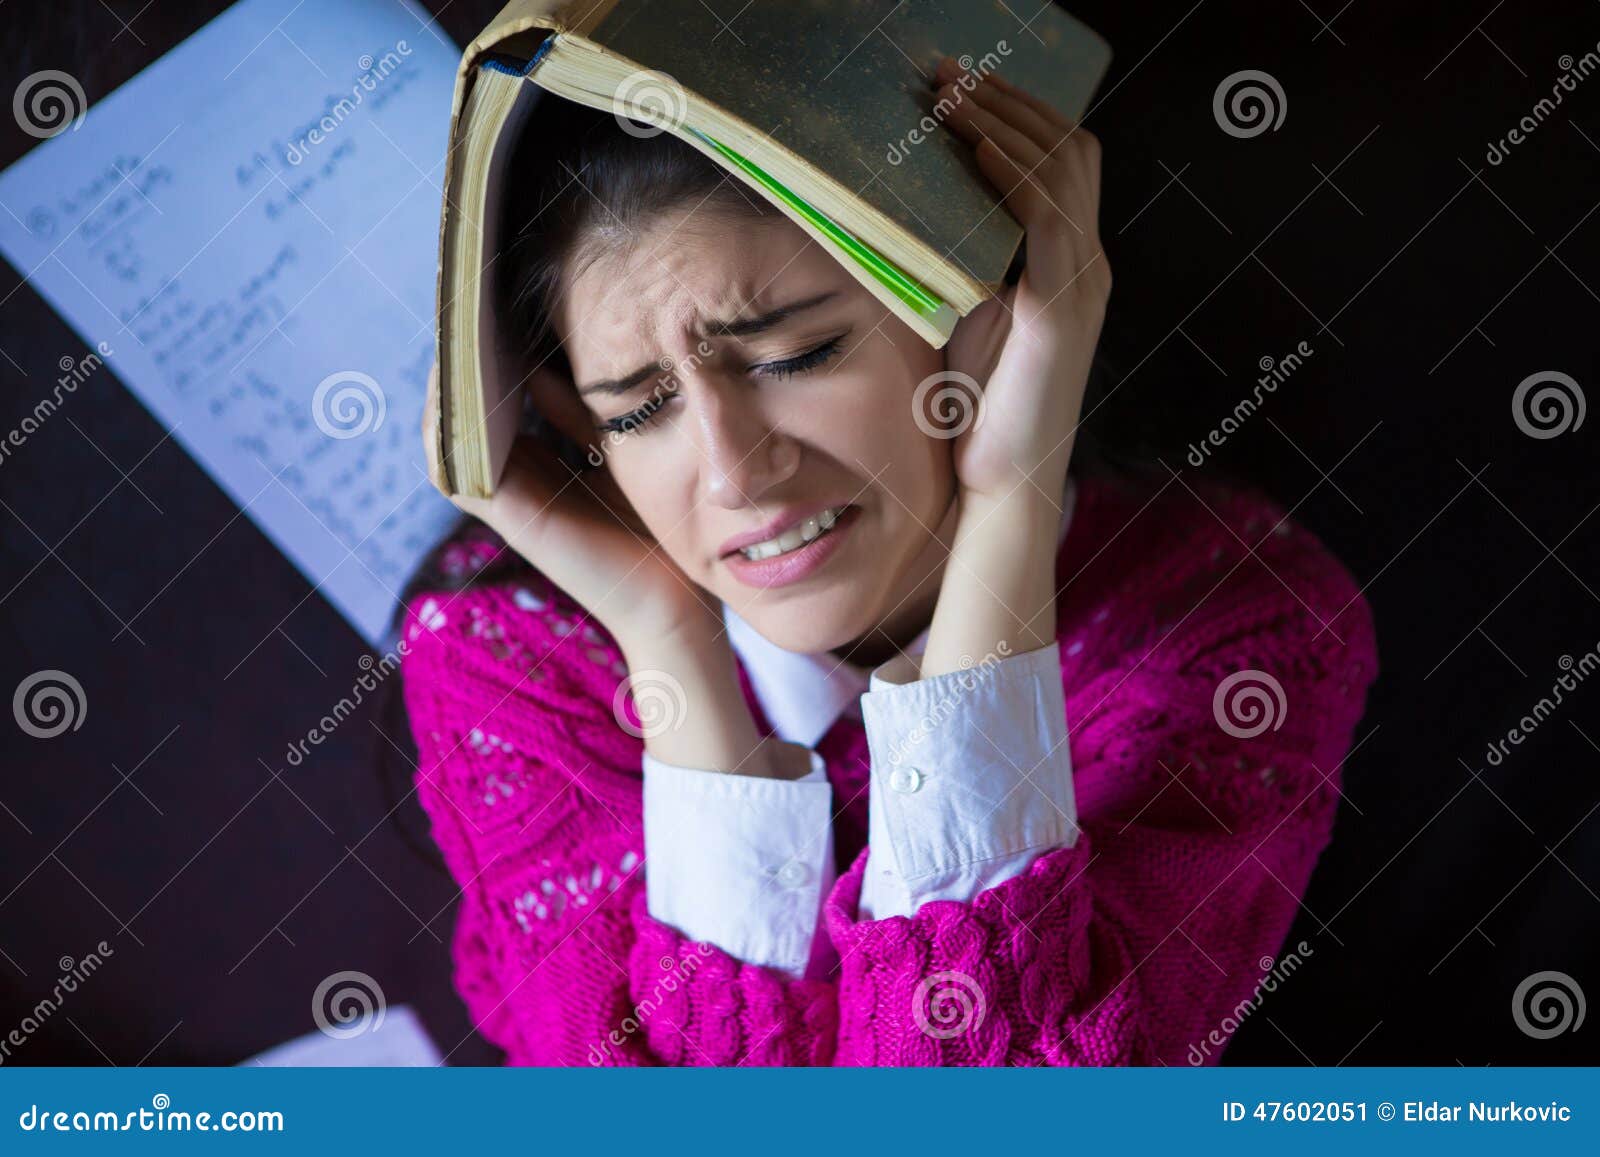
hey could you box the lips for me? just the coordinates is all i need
[721,504,861,589]
[718,502,856,559]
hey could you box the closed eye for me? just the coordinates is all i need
[750,332,848,380]
[595,332,850,436]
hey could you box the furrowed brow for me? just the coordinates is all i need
[576,290,839,398]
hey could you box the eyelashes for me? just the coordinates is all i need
[753,333,847,381]
[595,333,849,437]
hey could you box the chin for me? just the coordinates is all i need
[731,593,867,655]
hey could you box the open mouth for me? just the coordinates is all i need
[721,505,860,589]
[732,505,850,561]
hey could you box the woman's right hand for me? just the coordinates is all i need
[421,361,719,654]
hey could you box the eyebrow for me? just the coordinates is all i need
[576,291,840,398]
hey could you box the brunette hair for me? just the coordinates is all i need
[379,103,1145,871]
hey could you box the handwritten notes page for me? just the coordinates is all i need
[0,0,463,646]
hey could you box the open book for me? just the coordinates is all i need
[434,0,1111,497]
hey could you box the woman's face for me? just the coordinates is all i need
[555,204,955,654]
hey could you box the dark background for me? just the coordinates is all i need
[1,0,1596,1066]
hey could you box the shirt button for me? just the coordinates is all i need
[889,766,923,794]
[775,861,810,888]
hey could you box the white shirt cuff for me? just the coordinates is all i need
[641,746,835,978]
[858,640,1079,920]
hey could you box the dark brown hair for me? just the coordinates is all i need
[377,106,790,870]
[379,102,1143,871]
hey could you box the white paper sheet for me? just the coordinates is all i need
[0,0,462,646]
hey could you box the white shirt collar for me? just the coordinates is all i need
[723,477,1078,748]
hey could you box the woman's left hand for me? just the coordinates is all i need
[934,55,1111,506]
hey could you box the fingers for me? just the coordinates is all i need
[932,57,1102,242]
[971,135,1057,231]
[936,80,1047,171]
[982,69,1080,134]
[935,57,1067,154]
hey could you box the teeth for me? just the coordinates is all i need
[739,507,845,561]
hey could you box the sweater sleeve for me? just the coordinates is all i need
[819,500,1379,1066]
[398,586,839,1066]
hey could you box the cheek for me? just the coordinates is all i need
[827,336,952,499]
[606,452,700,560]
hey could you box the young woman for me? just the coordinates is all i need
[399,57,1378,1065]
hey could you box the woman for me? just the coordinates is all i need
[399,57,1378,1065]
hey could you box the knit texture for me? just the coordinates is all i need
[399,471,1378,1066]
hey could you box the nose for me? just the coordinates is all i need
[690,371,800,509]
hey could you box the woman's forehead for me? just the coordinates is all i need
[560,215,849,353]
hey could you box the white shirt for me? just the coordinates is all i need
[642,479,1080,978]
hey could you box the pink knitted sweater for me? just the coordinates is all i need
[399,471,1378,1066]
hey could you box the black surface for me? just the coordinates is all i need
[2,1,1597,1065]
